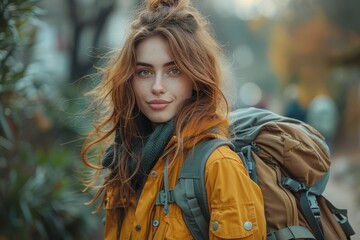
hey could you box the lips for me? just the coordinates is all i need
[147,99,171,110]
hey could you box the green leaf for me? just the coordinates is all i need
[20,200,32,223]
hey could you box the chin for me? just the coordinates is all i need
[148,115,173,124]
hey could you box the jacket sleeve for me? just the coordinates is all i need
[205,145,266,240]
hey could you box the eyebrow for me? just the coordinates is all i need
[135,61,176,67]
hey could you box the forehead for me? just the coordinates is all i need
[135,35,174,63]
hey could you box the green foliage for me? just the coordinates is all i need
[0,0,42,149]
[0,0,103,239]
[0,0,42,85]
[0,147,101,240]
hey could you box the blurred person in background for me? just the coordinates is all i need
[306,95,339,149]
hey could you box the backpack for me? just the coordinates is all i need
[155,107,355,240]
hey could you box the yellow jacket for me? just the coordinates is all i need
[104,139,266,239]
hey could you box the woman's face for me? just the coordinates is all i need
[132,35,193,124]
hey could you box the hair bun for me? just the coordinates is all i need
[146,0,189,11]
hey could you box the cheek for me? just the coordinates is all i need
[131,81,144,110]
[178,79,194,98]
[132,80,144,98]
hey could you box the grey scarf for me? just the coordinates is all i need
[102,118,175,190]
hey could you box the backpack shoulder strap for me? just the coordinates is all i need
[173,138,231,240]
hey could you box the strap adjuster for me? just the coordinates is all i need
[282,177,307,192]
[308,194,321,217]
[155,189,175,205]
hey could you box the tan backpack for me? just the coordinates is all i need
[155,107,355,239]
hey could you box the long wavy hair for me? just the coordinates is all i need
[81,0,229,215]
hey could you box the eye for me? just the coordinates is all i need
[136,69,152,77]
[168,68,181,76]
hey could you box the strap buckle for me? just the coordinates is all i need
[308,194,321,218]
[240,145,258,183]
[155,189,175,205]
[282,177,307,192]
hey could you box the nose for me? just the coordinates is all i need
[151,72,166,95]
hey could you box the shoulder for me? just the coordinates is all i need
[204,144,263,208]
[205,144,248,175]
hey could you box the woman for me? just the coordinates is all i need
[81,0,266,239]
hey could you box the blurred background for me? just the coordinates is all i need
[1,0,359,239]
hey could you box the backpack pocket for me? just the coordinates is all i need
[252,152,299,233]
[259,123,330,186]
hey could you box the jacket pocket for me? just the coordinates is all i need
[210,203,257,239]
[104,186,131,240]
[104,187,120,239]
[153,207,194,240]
[152,218,169,240]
